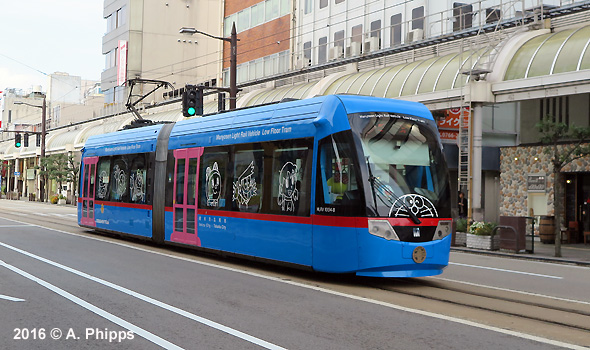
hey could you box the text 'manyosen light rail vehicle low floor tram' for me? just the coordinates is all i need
[79,95,452,277]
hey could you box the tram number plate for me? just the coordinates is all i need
[412,246,426,264]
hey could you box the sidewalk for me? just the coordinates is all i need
[452,241,590,267]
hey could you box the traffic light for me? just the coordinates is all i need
[15,133,21,148]
[23,133,29,147]
[182,84,203,117]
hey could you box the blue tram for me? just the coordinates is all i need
[79,95,452,277]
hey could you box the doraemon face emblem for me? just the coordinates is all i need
[389,194,438,218]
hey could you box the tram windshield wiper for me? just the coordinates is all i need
[366,157,421,224]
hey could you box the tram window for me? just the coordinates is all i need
[269,141,312,216]
[165,150,175,208]
[316,131,363,216]
[176,158,186,205]
[89,164,96,199]
[96,157,111,201]
[232,145,264,213]
[199,148,229,210]
[83,164,89,198]
[129,154,146,204]
[110,156,130,202]
[187,158,198,206]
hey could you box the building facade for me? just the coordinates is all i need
[102,0,223,110]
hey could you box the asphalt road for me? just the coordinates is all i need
[0,200,588,349]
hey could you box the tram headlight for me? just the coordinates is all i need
[368,220,400,241]
[432,220,452,240]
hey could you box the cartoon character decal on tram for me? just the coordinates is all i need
[277,162,299,212]
[232,161,257,206]
[206,162,222,207]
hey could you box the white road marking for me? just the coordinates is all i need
[0,216,586,350]
[449,262,563,279]
[0,259,183,350]
[430,276,590,306]
[0,294,25,302]
[0,242,287,350]
[0,225,34,228]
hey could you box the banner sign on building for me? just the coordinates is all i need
[527,174,546,192]
[436,107,470,141]
[117,40,128,86]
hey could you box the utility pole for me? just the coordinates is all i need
[179,22,239,110]
[40,96,46,202]
[13,97,47,202]
[229,22,238,110]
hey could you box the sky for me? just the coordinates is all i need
[0,1,104,92]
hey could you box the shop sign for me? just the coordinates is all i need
[527,174,546,192]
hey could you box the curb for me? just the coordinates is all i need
[451,247,590,267]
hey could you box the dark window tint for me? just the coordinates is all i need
[110,156,129,202]
[453,3,473,31]
[390,14,402,46]
[232,145,264,213]
[412,6,424,30]
[96,157,111,200]
[316,131,363,216]
[318,36,327,64]
[129,154,147,204]
[199,148,229,210]
[270,141,312,216]
[176,159,185,205]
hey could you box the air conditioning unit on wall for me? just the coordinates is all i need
[364,37,380,53]
[406,28,424,43]
[346,42,362,57]
[295,58,311,69]
[329,46,344,60]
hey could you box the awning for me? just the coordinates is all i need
[244,81,317,107]
[505,25,590,80]
[46,128,82,152]
[77,117,128,146]
[323,48,491,98]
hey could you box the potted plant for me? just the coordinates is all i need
[454,218,467,246]
[50,195,59,204]
[57,194,67,205]
[466,221,499,250]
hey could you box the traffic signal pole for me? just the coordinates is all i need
[40,97,46,203]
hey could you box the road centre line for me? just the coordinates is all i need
[0,294,25,302]
[0,217,585,350]
[449,262,563,279]
[0,259,182,350]
[0,242,287,350]
[430,277,590,306]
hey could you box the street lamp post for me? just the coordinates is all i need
[179,23,239,110]
[14,97,47,202]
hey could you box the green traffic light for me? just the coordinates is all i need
[187,107,196,116]
[16,142,21,147]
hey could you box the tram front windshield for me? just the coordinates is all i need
[349,113,451,218]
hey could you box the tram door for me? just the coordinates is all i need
[80,157,98,226]
[171,148,204,246]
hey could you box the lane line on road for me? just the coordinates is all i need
[0,259,183,350]
[0,216,586,350]
[0,294,25,302]
[449,262,563,279]
[430,277,590,306]
[0,225,35,228]
[0,242,287,350]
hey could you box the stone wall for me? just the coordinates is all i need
[500,144,590,217]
